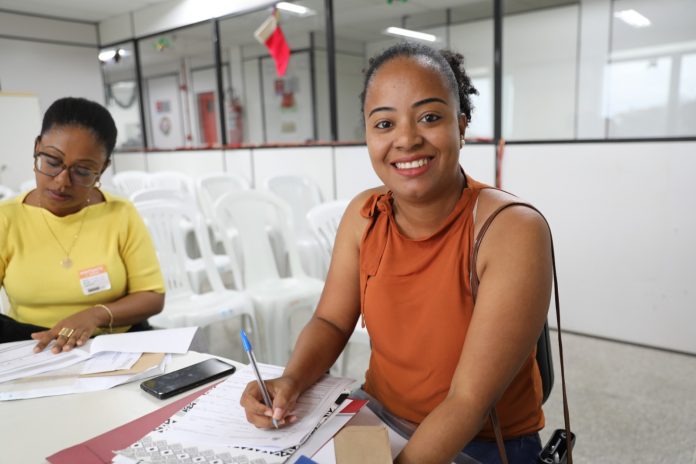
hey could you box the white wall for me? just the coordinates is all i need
[147,150,225,175]
[503,141,696,354]
[0,12,104,191]
[0,94,41,190]
[0,38,103,113]
[0,11,97,45]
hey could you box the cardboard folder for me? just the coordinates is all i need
[334,425,392,464]
[46,384,215,464]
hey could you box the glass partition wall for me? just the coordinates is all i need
[137,22,222,150]
[219,0,329,145]
[502,0,696,140]
[101,0,696,152]
[100,42,143,151]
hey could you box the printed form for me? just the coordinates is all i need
[160,363,354,450]
[115,364,355,463]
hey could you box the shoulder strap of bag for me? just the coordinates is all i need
[471,202,572,464]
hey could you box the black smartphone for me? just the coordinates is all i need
[140,358,236,399]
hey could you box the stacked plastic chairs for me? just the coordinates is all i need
[0,185,16,201]
[112,171,150,198]
[149,171,196,197]
[306,200,349,276]
[130,188,233,293]
[135,195,259,354]
[264,175,325,279]
[19,179,35,193]
[196,172,251,221]
[213,190,324,364]
[306,199,369,375]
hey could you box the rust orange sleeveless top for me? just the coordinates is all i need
[359,176,544,440]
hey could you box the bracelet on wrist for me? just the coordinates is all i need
[95,304,114,333]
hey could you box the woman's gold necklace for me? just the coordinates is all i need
[38,197,90,269]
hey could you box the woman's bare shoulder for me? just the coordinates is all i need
[475,187,546,237]
[340,186,389,241]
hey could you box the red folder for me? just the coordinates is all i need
[46,385,214,464]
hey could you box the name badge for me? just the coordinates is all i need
[79,265,112,295]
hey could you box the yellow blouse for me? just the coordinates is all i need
[0,190,164,332]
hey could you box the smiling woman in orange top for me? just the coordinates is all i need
[240,43,552,464]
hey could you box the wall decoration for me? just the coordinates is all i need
[159,116,172,135]
[262,52,313,142]
[254,9,290,77]
[274,77,298,111]
[155,100,171,113]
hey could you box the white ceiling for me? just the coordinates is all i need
[0,0,575,24]
[0,0,172,22]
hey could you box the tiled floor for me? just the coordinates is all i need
[201,322,696,464]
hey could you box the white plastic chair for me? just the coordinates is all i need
[19,178,36,193]
[213,190,324,364]
[196,173,251,259]
[148,171,196,197]
[0,185,16,201]
[196,172,251,222]
[131,188,234,293]
[306,199,369,375]
[130,187,191,204]
[135,197,259,353]
[264,175,325,279]
[0,287,9,315]
[306,200,350,275]
[112,171,150,197]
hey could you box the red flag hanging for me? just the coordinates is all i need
[254,9,291,77]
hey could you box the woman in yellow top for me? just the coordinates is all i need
[0,97,165,353]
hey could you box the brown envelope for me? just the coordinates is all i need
[334,425,392,464]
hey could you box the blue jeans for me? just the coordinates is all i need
[350,388,541,464]
[461,434,542,464]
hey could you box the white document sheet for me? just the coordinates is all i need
[81,351,141,375]
[0,354,169,401]
[89,327,197,354]
[0,340,91,383]
[0,327,196,385]
[161,363,354,451]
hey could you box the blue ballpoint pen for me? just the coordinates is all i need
[240,329,279,429]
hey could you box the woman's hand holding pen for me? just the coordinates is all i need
[240,376,301,429]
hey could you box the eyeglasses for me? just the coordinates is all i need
[34,152,101,187]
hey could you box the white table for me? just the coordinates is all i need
[1,351,406,463]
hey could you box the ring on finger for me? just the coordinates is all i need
[58,327,75,338]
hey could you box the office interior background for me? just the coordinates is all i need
[0,0,694,462]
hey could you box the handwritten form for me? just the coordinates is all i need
[115,364,354,463]
[162,364,352,450]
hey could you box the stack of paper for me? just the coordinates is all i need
[0,327,197,400]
